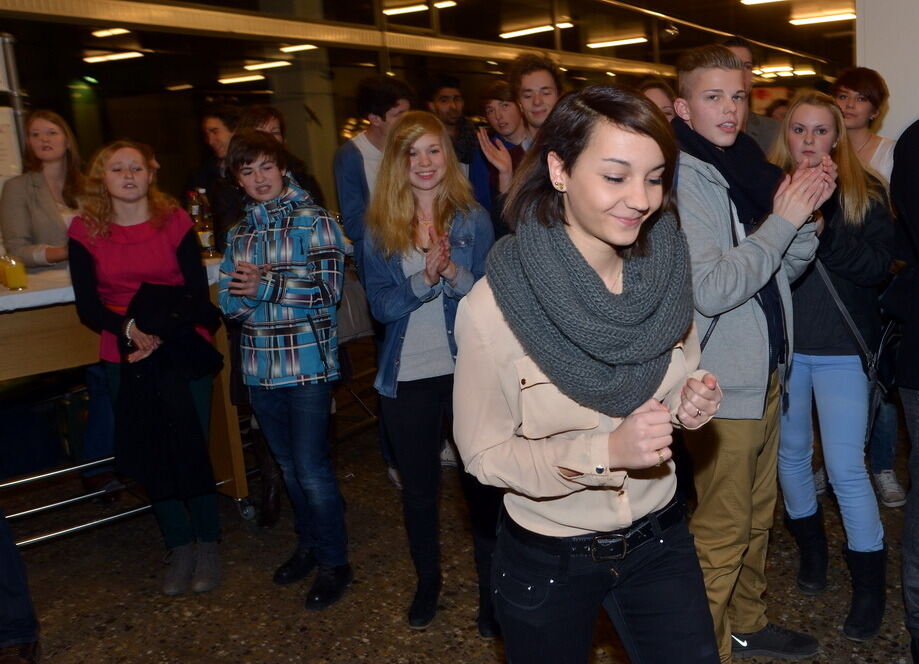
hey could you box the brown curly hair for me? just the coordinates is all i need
[78,140,177,238]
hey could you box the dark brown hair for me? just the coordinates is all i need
[226,129,288,177]
[481,79,515,106]
[238,105,286,138]
[23,110,83,208]
[638,78,676,104]
[508,53,563,100]
[831,67,889,112]
[503,85,678,255]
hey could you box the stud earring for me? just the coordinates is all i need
[553,181,566,192]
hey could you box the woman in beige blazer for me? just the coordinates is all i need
[0,110,82,267]
[453,86,723,663]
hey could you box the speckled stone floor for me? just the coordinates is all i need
[3,353,915,663]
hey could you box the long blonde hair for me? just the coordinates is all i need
[366,110,474,257]
[770,90,884,226]
[24,110,83,208]
[79,140,177,238]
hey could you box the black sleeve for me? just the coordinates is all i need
[176,229,221,329]
[892,123,919,264]
[68,238,126,336]
[816,199,895,287]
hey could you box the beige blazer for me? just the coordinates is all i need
[0,171,71,266]
[453,277,710,537]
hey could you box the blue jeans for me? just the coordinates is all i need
[82,363,114,477]
[778,354,883,552]
[867,397,899,473]
[0,511,38,648]
[493,510,718,664]
[249,383,348,566]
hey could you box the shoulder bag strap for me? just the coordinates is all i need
[813,258,874,364]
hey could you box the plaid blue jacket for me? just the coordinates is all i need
[218,185,345,388]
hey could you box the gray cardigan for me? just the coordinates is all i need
[676,151,817,419]
[0,171,71,267]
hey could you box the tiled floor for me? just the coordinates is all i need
[3,348,915,663]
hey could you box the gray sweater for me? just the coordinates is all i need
[676,152,818,419]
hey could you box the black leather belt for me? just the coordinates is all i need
[503,498,684,562]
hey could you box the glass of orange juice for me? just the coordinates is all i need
[4,257,27,290]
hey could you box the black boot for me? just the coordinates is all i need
[477,582,501,639]
[408,574,442,630]
[251,428,283,528]
[784,507,828,594]
[843,545,887,641]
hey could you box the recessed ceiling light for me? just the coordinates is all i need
[244,61,292,71]
[761,72,778,78]
[586,37,648,49]
[606,71,617,77]
[793,69,816,76]
[790,12,856,25]
[752,69,763,75]
[92,28,130,38]
[218,74,266,84]
[83,51,144,63]
[83,76,99,84]
[777,71,794,77]
[740,0,787,5]
[499,23,573,39]
[166,83,193,91]
[280,44,318,53]
[761,65,793,72]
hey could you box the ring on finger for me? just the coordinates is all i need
[695,408,703,418]
[656,449,664,467]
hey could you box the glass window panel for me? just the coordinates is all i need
[439,0,554,48]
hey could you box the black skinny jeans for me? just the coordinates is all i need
[381,374,502,589]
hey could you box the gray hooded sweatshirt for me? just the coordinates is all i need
[676,151,818,420]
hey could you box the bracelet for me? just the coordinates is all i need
[124,318,136,342]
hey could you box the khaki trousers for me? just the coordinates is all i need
[684,373,780,663]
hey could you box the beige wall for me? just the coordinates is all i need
[856,0,919,140]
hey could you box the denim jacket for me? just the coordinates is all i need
[363,205,494,398]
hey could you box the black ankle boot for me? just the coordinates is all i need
[408,575,442,630]
[305,563,353,611]
[784,507,828,594]
[273,546,316,585]
[844,545,887,641]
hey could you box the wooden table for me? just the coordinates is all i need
[0,264,249,501]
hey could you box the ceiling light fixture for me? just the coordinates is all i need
[92,28,130,38]
[760,65,793,72]
[244,61,292,70]
[382,1,456,15]
[218,74,266,84]
[793,69,817,76]
[752,69,763,75]
[740,0,787,5]
[280,44,318,53]
[586,36,648,49]
[777,71,794,77]
[790,12,856,25]
[166,83,193,91]
[761,72,778,78]
[499,22,573,39]
[606,71,617,77]
[83,51,144,63]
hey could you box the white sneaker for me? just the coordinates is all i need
[813,468,827,497]
[440,440,459,467]
[874,470,906,507]
[387,466,403,490]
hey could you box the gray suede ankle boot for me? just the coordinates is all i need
[191,541,221,593]
[162,543,196,596]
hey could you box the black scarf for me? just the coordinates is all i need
[487,211,693,417]
[672,116,783,227]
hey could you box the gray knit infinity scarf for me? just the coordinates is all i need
[487,210,693,417]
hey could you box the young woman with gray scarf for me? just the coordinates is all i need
[452,86,724,663]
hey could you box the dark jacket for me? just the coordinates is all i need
[791,192,895,357]
[114,283,223,501]
[891,119,919,389]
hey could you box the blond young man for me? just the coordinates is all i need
[671,45,835,661]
